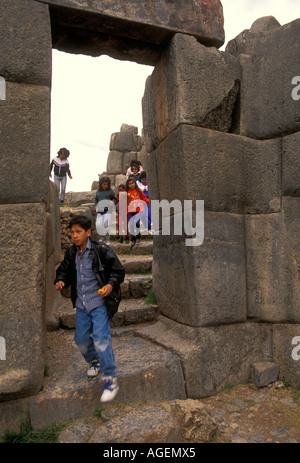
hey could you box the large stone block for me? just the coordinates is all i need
[245,197,300,323]
[142,34,241,152]
[37,0,224,62]
[137,317,273,398]
[0,0,51,86]
[226,18,300,139]
[152,211,246,327]
[106,150,124,174]
[0,203,46,401]
[0,82,50,204]
[149,125,281,214]
[110,126,139,152]
[282,131,300,197]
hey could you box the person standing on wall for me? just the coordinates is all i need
[50,147,73,205]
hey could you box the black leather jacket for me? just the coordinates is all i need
[54,239,125,318]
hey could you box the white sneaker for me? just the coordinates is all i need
[100,377,119,402]
[87,360,100,377]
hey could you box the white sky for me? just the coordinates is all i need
[51,0,300,192]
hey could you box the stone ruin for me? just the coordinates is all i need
[0,0,300,426]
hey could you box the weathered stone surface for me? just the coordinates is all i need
[152,212,246,327]
[0,82,50,204]
[106,150,124,174]
[148,125,281,214]
[46,181,61,264]
[250,16,281,32]
[64,191,96,207]
[89,404,181,443]
[282,131,300,197]
[251,362,280,387]
[273,325,300,388]
[226,19,300,139]
[245,197,300,323]
[143,34,241,152]
[28,332,186,429]
[170,399,217,443]
[110,125,139,152]
[137,317,273,398]
[59,398,217,444]
[37,0,224,63]
[0,397,29,435]
[0,204,46,400]
[120,255,152,274]
[0,0,51,85]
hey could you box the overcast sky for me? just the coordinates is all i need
[51,0,300,192]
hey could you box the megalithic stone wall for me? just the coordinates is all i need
[142,21,300,386]
[0,0,52,400]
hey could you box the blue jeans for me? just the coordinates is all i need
[74,305,116,377]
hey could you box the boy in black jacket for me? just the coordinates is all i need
[54,215,125,402]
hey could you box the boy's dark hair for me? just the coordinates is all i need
[118,184,126,190]
[69,215,91,231]
[99,176,111,191]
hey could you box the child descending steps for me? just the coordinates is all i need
[94,176,117,245]
[126,176,149,245]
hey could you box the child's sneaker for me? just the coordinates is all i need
[100,377,119,402]
[87,360,100,377]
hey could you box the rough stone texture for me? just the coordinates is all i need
[37,0,224,64]
[89,404,181,443]
[251,362,280,388]
[245,197,300,323]
[28,332,186,430]
[152,212,246,327]
[0,204,46,400]
[0,82,51,204]
[137,316,273,398]
[106,150,124,174]
[148,125,281,214]
[0,0,51,86]
[250,16,281,32]
[273,325,300,388]
[282,131,300,197]
[142,34,241,153]
[226,18,300,139]
[110,125,140,152]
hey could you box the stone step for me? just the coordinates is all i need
[119,254,152,274]
[121,274,152,299]
[59,298,158,329]
[28,328,186,430]
[110,240,153,256]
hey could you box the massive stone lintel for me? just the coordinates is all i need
[35,0,225,63]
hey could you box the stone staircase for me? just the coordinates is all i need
[26,237,187,430]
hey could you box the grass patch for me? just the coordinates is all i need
[2,416,71,444]
[145,288,157,305]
